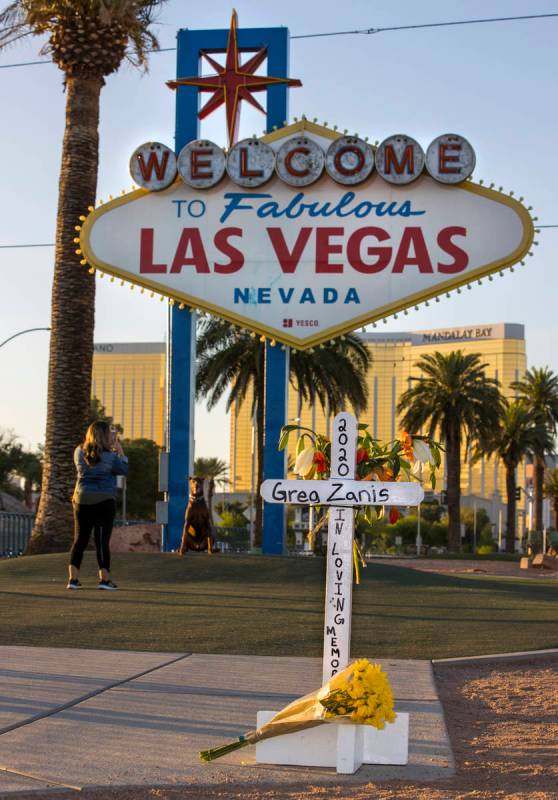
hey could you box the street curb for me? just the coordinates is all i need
[432,647,558,665]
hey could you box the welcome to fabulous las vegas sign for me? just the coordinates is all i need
[79,15,534,350]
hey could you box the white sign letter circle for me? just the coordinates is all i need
[129,142,177,191]
[177,140,226,189]
[375,134,425,185]
[325,136,375,185]
[425,133,476,184]
[226,138,276,187]
[276,136,325,187]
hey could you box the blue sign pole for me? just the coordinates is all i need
[163,29,199,551]
[262,343,289,554]
[165,24,291,551]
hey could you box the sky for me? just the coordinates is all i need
[1,0,557,459]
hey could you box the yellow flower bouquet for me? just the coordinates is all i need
[199,658,396,762]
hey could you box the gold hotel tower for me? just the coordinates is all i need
[230,323,527,517]
[92,342,166,444]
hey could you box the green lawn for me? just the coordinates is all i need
[1,553,557,659]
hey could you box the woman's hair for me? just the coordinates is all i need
[82,421,112,466]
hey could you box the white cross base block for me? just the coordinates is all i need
[255,710,409,774]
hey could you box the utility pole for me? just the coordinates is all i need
[473,502,477,553]
[416,505,422,556]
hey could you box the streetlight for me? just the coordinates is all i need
[249,407,256,549]
[0,327,50,350]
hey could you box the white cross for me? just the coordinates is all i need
[261,412,424,684]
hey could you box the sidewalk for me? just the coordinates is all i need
[0,647,453,795]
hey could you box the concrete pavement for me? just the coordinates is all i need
[0,647,454,795]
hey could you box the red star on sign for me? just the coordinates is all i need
[167,10,302,147]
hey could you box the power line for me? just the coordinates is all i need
[0,46,177,70]
[291,12,558,39]
[0,59,47,69]
[0,243,54,248]
[2,226,558,250]
[1,12,557,70]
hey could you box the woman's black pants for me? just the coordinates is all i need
[70,499,116,571]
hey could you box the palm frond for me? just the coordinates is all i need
[0,1,31,48]
[397,350,502,443]
[0,0,167,73]
[196,321,370,426]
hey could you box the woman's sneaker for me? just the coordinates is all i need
[98,580,118,590]
[66,579,82,590]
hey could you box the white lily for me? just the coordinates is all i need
[294,445,315,477]
[411,459,423,477]
[413,439,434,464]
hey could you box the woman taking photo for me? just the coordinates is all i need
[67,421,128,590]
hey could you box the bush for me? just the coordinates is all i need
[478,524,495,546]
[477,543,496,555]
[420,500,444,523]
[428,520,449,548]
[387,515,423,545]
[120,438,161,520]
[461,507,492,550]
[387,514,451,549]
[218,509,248,528]
[356,517,392,554]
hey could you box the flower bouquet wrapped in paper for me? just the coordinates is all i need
[199,658,396,762]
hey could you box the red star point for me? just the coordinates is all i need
[167,10,302,146]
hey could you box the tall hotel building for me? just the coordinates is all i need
[92,342,166,445]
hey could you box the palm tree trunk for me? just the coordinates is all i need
[24,477,33,510]
[27,76,102,554]
[534,456,545,532]
[446,424,462,552]
[253,345,266,548]
[207,478,215,529]
[505,463,517,554]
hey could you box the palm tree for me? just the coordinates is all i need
[193,457,229,528]
[0,430,22,490]
[88,396,123,434]
[512,368,558,533]
[543,468,558,531]
[15,450,43,510]
[397,351,501,552]
[196,318,370,547]
[0,1,167,553]
[476,400,551,553]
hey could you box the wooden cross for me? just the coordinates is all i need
[261,412,424,683]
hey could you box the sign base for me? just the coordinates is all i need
[255,710,409,774]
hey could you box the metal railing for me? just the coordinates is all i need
[214,526,250,552]
[0,512,34,557]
